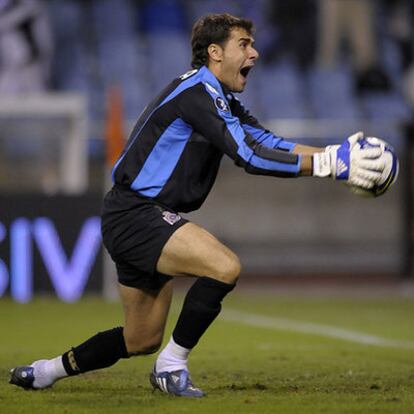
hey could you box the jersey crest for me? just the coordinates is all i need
[215,96,229,112]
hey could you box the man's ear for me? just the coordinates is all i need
[207,43,223,63]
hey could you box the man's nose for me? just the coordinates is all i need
[250,47,259,60]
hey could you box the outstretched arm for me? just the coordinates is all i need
[180,85,384,188]
[292,144,323,176]
[232,102,385,187]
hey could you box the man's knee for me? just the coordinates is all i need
[212,253,241,284]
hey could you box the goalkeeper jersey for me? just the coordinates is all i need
[111,65,301,213]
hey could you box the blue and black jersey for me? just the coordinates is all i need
[112,66,301,213]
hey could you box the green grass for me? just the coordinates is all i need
[1,293,414,414]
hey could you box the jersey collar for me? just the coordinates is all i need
[199,66,234,102]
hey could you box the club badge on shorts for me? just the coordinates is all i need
[162,211,181,225]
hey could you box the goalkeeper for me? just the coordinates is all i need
[10,13,394,397]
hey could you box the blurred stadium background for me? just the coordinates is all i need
[0,0,413,303]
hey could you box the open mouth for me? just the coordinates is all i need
[240,66,253,79]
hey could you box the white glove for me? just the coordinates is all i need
[313,132,384,189]
[352,136,399,196]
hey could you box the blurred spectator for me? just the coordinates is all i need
[384,0,414,110]
[263,0,317,71]
[0,0,53,94]
[385,0,413,72]
[316,0,391,94]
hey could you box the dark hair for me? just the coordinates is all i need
[191,13,254,69]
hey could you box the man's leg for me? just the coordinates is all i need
[120,280,173,355]
[150,222,241,396]
[10,280,173,390]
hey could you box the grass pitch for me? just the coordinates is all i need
[1,292,414,414]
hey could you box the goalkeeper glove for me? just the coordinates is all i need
[313,131,385,189]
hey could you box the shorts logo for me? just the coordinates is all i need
[215,97,229,112]
[162,211,181,225]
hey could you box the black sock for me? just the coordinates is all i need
[172,276,235,349]
[62,326,129,375]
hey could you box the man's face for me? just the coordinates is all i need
[210,27,259,93]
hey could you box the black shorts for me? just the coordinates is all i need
[101,186,188,291]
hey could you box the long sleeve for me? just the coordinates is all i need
[179,82,301,177]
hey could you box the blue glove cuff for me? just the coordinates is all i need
[335,141,350,180]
